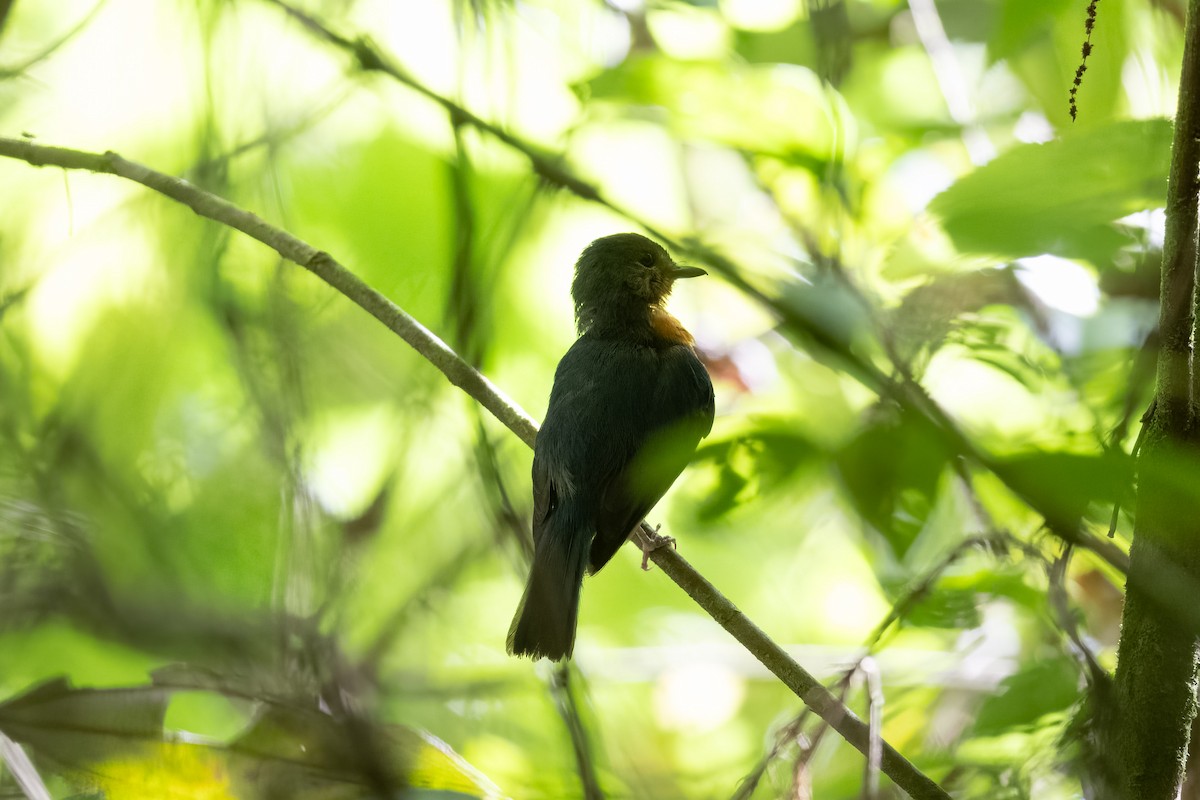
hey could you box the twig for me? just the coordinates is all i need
[737,526,1034,796]
[0,137,950,800]
[551,664,606,800]
[1069,0,1102,121]
[790,677,855,799]
[0,732,52,800]
[860,658,884,800]
[1048,544,1106,682]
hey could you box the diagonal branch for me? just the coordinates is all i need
[0,136,951,800]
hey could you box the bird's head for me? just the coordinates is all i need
[571,233,705,332]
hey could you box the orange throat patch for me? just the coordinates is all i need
[649,306,695,346]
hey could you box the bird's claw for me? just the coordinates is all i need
[640,524,676,571]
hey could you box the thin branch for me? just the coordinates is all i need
[551,664,606,800]
[736,526,1044,796]
[860,658,884,800]
[263,0,602,205]
[1048,544,1106,682]
[0,137,950,800]
[0,731,53,800]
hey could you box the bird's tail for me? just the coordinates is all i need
[507,518,591,661]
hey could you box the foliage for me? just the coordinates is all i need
[0,0,1183,797]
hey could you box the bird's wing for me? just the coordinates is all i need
[533,337,714,573]
[531,455,554,544]
[587,345,715,573]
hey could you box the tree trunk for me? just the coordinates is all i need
[1103,0,1200,794]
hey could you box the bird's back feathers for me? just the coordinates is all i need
[507,334,714,658]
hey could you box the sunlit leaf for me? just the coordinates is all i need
[930,119,1171,261]
[582,54,851,162]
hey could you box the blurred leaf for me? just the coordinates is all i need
[85,743,236,800]
[810,0,852,84]
[734,20,817,66]
[988,0,1075,61]
[234,703,502,798]
[995,449,1130,529]
[692,421,818,520]
[945,568,1048,614]
[0,679,167,768]
[774,274,879,383]
[889,268,1028,364]
[973,657,1080,735]
[835,405,952,557]
[582,54,848,162]
[930,119,1171,261]
[0,680,504,799]
[902,587,983,629]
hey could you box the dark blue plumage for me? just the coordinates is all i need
[507,233,715,661]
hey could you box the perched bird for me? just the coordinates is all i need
[507,233,716,661]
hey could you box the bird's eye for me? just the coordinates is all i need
[638,253,655,268]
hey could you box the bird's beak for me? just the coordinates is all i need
[669,264,707,279]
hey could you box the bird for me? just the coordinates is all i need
[507,232,716,661]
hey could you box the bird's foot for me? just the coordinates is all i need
[640,524,676,571]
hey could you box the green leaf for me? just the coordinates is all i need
[972,658,1080,735]
[581,55,850,162]
[888,268,1026,362]
[234,703,503,798]
[930,119,1171,261]
[0,680,504,799]
[994,449,1131,529]
[901,587,983,630]
[691,421,818,520]
[835,406,952,557]
[0,679,168,769]
[988,0,1075,61]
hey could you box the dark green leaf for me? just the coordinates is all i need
[994,450,1131,529]
[835,406,952,556]
[0,679,168,767]
[973,657,1080,735]
[692,423,818,520]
